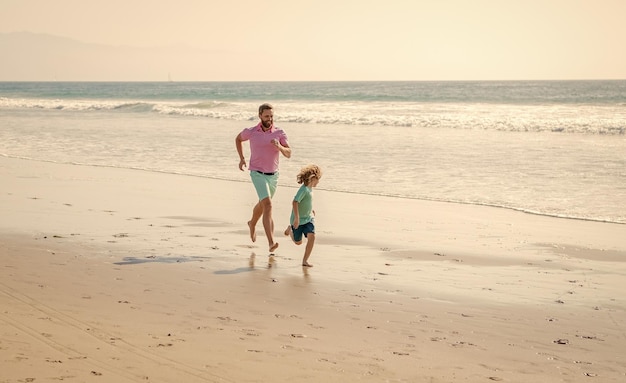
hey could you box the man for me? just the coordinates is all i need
[235,103,291,253]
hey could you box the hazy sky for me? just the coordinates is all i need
[1,0,625,81]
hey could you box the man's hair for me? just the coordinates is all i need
[258,103,274,115]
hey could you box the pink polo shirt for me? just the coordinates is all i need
[239,123,289,173]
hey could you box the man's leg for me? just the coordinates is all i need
[260,197,279,252]
[248,201,264,242]
[248,172,278,251]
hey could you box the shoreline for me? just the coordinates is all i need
[2,156,625,382]
[3,154,623,226]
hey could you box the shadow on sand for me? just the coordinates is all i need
[113,255,210,265]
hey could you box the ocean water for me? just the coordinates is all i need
[1,81,625,224]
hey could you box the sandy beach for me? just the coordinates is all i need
[1,156,625,383]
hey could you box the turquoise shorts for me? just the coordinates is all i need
[250,171,279,201]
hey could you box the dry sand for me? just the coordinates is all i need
[1,156,625,382]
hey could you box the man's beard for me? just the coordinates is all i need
[262,120,272,129]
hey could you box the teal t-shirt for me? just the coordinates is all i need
[290,184,313,225]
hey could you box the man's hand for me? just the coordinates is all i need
[238,158,247,171]
[272,139,292,158]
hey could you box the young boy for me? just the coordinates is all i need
[284,164,322,267]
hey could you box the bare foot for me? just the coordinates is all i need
[248,221,256,242]
[302,262,313,267]
[283,225,291,236]
[269,242,279,253]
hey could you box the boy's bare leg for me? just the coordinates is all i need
[302,233,315,267]
[284,225,302,245]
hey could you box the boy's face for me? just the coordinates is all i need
[310,176,320,187]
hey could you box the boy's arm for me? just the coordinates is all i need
[292,200,300,228]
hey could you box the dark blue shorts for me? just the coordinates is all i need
[291,222,315,243]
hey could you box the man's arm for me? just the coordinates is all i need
[272,139,292,159]
[280,142,292,158]
[235,133,247,171]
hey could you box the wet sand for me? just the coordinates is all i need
[1,156,625,382]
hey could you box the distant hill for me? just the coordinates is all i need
[0,32,235,81]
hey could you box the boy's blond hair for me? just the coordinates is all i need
[296,164,322,185]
